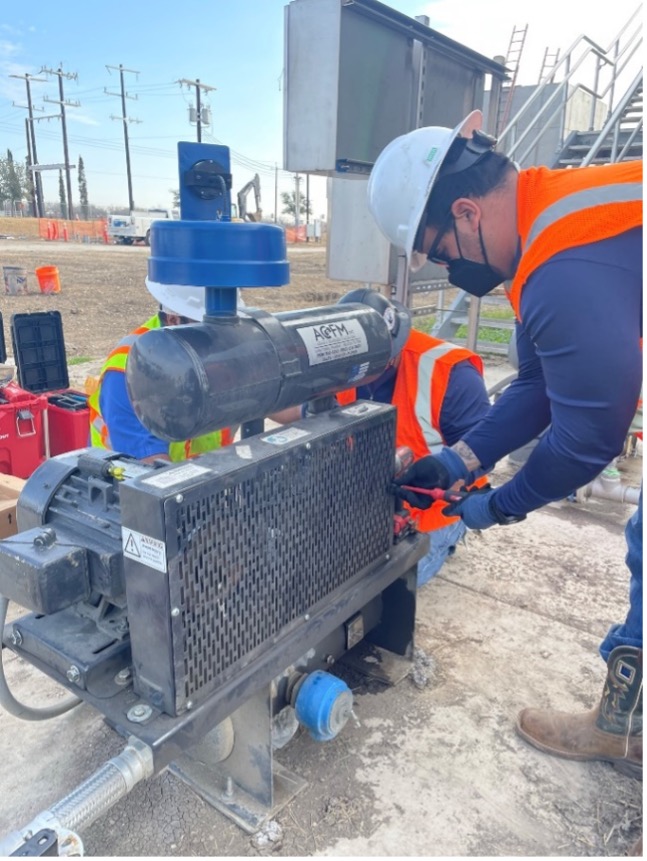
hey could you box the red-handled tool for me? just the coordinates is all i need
[399,486,470,504]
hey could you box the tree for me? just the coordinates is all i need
[58,170,68,219]
[280,190,312,221]
[78,156,89,220]
[0,149,27,214]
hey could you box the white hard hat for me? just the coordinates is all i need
[367,110,483,267]
[145,277,244,320]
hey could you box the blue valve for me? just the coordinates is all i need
[147,141,289,318]
[294,670,354,742]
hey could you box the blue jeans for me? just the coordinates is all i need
[417,519,467,587]
[599,489,643,661]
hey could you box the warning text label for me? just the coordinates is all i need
[122,528,167,573]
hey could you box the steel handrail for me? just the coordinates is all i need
[498,35,607,154]
[497,6,642,159]
[617,120,643,161]
[581,69,644,165]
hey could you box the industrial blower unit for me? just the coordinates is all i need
[0,141,427,856]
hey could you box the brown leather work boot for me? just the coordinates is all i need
[516,645,642,779]
[626,834,642,856]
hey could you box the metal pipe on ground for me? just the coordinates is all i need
[576,475,641,506]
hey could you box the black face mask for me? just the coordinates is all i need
[447,222,503,297]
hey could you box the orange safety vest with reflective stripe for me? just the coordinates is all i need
[507,161,643,320]
[88,314,230,460]
[338,330,487,532]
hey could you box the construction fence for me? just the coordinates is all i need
[38,218,108,243]
[284,221,325,243]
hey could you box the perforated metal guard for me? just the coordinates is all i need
[172,416,394,708]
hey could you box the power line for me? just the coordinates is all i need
[41,64,79,219]
[8,72,47,216]
[105,64,141,211]
[177,78,216,142]
[3,78,299,210]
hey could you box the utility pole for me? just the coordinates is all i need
[24,118,37,217]
[10,72,47,217]
[305,173,310,241]
[295,173,301,231]
[106,64,140,212]
[42,66,79,220]
[178,78,216,142]
[274,164,278,224]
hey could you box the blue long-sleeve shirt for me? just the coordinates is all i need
[100,370,169,459]
[463,227,642,517]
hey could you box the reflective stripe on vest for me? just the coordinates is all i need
[525,182,643,250]
[508,161,643,320]
[415,342,462,454]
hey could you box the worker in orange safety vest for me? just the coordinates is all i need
[367,107,642,823]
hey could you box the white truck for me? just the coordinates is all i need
[106,209,174,246]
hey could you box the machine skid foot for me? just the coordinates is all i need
[169,759,306,834]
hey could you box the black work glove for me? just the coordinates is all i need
[393,448,471,510]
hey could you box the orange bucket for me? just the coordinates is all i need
[35,265,61,294]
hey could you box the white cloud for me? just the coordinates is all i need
[0,38,21,57]
[67,112,100,127]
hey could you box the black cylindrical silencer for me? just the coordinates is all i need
[126,303,392,440]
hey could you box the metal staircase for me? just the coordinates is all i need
[555,75,642,166]
[431,6,643,354]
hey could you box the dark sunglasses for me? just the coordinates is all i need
[414,212,454,266]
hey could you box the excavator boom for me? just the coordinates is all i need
[237,173,262,221]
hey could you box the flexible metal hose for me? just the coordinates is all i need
[0,739,154,856]
[49,740,154,832]
[0,595,81,720]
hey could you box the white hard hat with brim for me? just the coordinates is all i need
[146,278,245,320]
[367,110,483,266]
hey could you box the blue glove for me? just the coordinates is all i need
[442,488,499,530]
[443,489,527,530]
[394,447,473,510]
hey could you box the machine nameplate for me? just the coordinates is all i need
[122,527,167,572]
[296,319,368,366]
[262,427,309,446]
[142,463,212,488]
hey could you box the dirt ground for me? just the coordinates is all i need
[0,237,440,369]
[0,236,642,857]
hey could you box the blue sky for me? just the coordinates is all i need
[0,0,640,218]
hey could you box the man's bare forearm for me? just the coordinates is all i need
[451,440,482,473]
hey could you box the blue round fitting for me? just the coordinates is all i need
[148,220,290,289]
[294,670,354,742]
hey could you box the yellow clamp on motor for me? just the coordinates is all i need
[105,465,126,482]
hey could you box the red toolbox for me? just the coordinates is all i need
[0,311,47,479]
[0,381,47,478]
[11,311,90,457]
